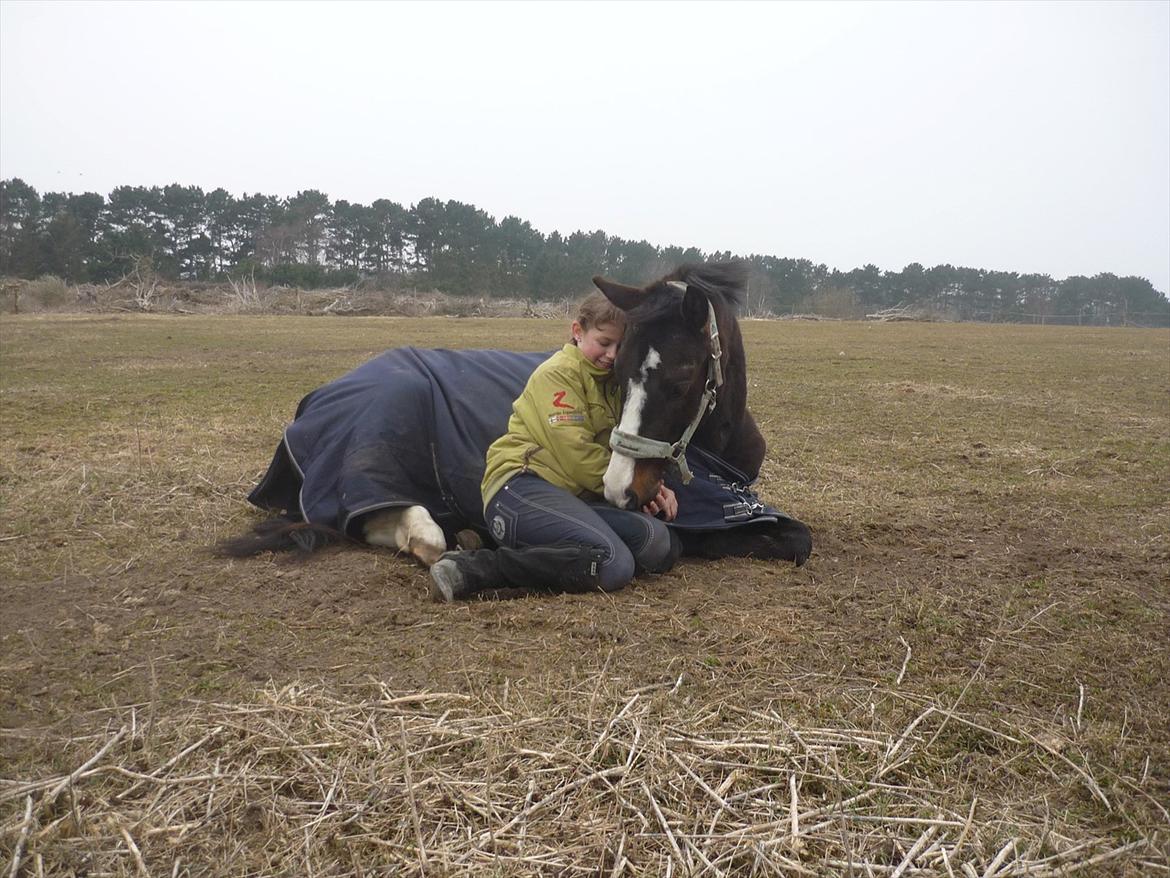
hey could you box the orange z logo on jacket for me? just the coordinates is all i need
[552,391,573,409]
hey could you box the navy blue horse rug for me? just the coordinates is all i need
[247,347,791,548]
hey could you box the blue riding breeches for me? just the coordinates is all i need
[484,472,676,592]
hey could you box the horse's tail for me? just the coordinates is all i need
[214,518,351,557]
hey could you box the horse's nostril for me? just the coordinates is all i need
[624,489,639,510]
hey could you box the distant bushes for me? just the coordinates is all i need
[801,287,863,320]
[9,274,70,311]
[0,275,579,318]
[0,272,1165,326]
[259,263,360,290]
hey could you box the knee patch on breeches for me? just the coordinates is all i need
[597,543,636,592]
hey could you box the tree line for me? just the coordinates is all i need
[1,178,1166,325]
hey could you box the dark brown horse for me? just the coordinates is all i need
[593,261,811,563]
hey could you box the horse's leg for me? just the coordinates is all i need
[678,517,812,566]
[363,506,448,567]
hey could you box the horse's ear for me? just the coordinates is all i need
[682,285,709,330]
[592,275,644,311]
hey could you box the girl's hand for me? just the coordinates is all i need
[642,484,678,521]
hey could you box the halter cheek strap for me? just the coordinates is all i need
[608,297,724,485]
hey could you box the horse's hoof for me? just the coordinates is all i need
[455,529,484,551]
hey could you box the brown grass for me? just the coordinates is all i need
[1,315,1168,875]
[3,681,1160,876]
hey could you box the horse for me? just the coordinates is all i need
[592,260,811,562]
[218,262,811,570]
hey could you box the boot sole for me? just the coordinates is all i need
[429,559,460,602]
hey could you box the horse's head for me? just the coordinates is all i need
[593,261,747,509]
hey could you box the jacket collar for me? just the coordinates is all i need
[563,342,615,382]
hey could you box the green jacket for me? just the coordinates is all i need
[482,343,623,508]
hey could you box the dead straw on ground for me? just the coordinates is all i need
[2,677,1164,877]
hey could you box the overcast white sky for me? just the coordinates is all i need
[2,1,1167,291]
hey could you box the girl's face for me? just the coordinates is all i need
[573,320,623,371]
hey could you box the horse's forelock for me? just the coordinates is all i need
[623,261,748,326]
[624,284,679,325]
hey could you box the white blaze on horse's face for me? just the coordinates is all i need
[604,346,661,508]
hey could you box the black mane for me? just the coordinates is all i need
[669,261,747,310]
[627,260,748,324]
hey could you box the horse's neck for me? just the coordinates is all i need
[698,402,765,479]
[696,321,766,478]
[697,366,745,444]
[695,348,745,452]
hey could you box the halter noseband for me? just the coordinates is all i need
[608,285,724,485]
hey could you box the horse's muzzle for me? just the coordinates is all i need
[604,453,666,510]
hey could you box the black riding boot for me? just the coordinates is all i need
[429,545,606,602]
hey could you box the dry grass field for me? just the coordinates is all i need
[1,314,1168,876]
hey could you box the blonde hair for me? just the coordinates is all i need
[572,290,626,341]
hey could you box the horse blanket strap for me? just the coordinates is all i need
[662,445,790,531]
[247,348,781,541]
[609,298,724,485]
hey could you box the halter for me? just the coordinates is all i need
[608,285,724,485]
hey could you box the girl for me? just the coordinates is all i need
[430,291,680,601]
